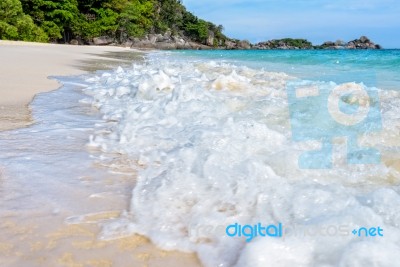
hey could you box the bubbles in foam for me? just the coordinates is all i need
[84,53,400,267]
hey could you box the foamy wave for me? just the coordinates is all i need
[83,53,400,267]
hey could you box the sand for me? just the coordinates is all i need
[0,41,140,131]
[0,41,201,267]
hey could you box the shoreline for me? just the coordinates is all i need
[0,40,142,132]
[0,41,201,267]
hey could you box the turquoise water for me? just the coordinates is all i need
[173,49,400,90]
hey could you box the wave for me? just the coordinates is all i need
[83,53,400,267]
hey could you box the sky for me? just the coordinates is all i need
[183,0,400,48]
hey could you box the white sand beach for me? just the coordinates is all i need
[0,41,133,131]
[0,41,200,267]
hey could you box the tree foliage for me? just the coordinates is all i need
[1,0,227,45]
[269,38,313,49]
[0,0,48,41]
[119,0,154,37]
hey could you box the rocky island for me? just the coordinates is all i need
[251,36,381,50]
[127,35,382,50]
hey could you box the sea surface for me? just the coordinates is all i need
[1,50,400,267]
[175,49,400,90]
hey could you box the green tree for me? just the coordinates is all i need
[185,19,209,43]
[3,0,229,46]
[0,0,48,42]
[119,0,154,37]
[20,0,81,42]
[156,0,184,31]
[88,8,118,38]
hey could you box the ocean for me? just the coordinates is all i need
[1,49,400,267]
[174,49,400,90]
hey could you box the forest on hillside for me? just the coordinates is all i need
[0,0,227,46]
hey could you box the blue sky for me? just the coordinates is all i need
[183,0,400,48]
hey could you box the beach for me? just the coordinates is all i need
[1,42,400,267]
[0,41,139,131]
[0,41,200,267]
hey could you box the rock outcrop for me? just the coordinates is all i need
[206,31,215,46]
[92,34,381,50]
[222,39,251,50]
[129,32,212,50]
[318,36,381,49]
[252,36,381,50]
[92,36,114,46]
[253,38,313,50]
[237,40,251,49]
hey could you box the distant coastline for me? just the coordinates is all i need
[59,34,384,51]
[251,36,382,50]
[127,34,382,50]
[1,1,383,51]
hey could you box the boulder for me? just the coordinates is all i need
[69,39,79,45]
[131,39,155,49]
[237,40,251,49]
[172,36,185,45]
[155,34,165,42]
[322,41,335,47]
[174,39,191,49]
[117,31,129,43]
[154,42,177,50]
[188,42,212,50]
[359,36,370,43]
[347,36,382,49]
[253,41,271,50]
[164,30,171,39]
[147,34,158,44]
[225,40,237,49]
[93,36,114,45]
[178,42,192,49]
[346,41,356,49]
[122,40,133,47]
[207,30,215,46]
[335,40,346,46]
[131,37,141,43]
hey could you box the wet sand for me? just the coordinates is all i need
[0,41,139,131]
[0,41,201,267]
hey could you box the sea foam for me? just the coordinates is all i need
[84,53,400,267]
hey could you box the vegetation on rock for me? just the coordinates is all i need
[253,36,381,50]
[0,1,382,50]
[1,0,227,45]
